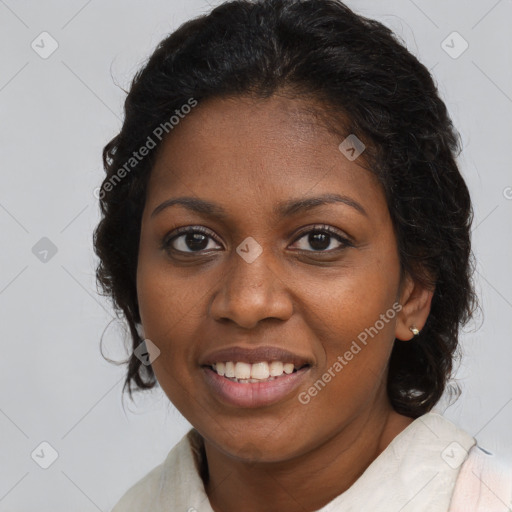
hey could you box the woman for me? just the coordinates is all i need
[93,0,512,510]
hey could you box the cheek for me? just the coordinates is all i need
[301,263,399,341]
[306,287,398,414]
[342,248,401,335]
[136,256,194,375]
[137,262,200,413]
[296,258,400,386]
[136,246,197,330]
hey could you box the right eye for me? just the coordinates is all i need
[162,226,223,254]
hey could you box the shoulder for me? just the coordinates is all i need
[450,444,512,512]
[110,429,201,512]
[110,460,166,512]
[411,413,512,511]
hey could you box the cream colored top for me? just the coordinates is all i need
[111,412,512,511]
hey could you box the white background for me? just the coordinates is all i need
[1,0,511,510]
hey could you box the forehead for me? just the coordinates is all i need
[146,94,384,218]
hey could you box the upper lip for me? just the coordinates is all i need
[200,346,312,368]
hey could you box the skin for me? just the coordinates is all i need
[136,94,434,512]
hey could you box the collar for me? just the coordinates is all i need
[115,412,476,511]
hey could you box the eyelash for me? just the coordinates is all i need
[161,224,354,255]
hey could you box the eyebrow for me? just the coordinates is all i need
[150,193,368,220]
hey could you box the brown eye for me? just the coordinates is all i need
[291,225,353,253]
[162,226,221,253]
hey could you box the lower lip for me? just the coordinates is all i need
[202,366,310,408]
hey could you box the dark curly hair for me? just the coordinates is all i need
[93,0,477,418]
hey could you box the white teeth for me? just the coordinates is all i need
[283,363,294,374]
[251,362,269,379]
[234,362,251,380]
[269,361,284,376]
[211,360,305,380]
[225,361,235,378]
[216,362,225,376]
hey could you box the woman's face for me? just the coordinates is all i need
[137,94,423,462]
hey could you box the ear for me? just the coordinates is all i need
[395,272,434,341]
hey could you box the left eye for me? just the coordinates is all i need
[291,226,352,252]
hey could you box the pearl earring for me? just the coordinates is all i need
[409,326,420,337]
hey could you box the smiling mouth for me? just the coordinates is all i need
[205,361,310,383]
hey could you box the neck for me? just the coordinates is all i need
[203,403,414,512]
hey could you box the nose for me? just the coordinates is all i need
[209,248,294,329]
